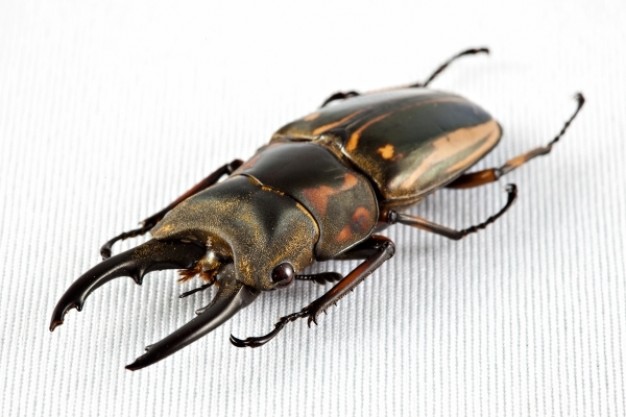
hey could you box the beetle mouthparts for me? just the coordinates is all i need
[125,266,260,371]
[49,239,206,332]
[50,240,261,370]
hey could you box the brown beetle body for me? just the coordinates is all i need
[50,48,584,370]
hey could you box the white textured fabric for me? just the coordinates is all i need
[1,1,625,416]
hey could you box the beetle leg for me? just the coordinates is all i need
[319,47,489,107]
[447,93,585,189]
[230,236,395,348]
[100,159,243,259]
[320,91,360,107]
[295,272,343,285]
[385,184,517,240]
[49,239,206,331]
[409,47,489,88]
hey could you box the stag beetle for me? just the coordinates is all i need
[50,48,585,370]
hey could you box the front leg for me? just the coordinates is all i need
[229,236,395,348]
[304,236,395,325]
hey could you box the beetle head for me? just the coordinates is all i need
[151,175,319,291]
[50,175,320,369]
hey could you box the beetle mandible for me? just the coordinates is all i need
[50,47,585,370]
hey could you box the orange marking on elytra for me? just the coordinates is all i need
[346,113,390,152]
[312,111,363,136]
[392,120,501,191]
[377,144,395,159]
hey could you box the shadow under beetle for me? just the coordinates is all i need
[50,47,585,370]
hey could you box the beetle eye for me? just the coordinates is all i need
[271,263,294,286]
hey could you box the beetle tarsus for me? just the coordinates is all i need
[100,219,159,259]
[458,183,517,237]
[546,92,585,149]
[230,303,324,348]
[229,310,308,348]
[307,310,319,327]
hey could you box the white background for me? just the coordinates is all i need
[1,1,625,416]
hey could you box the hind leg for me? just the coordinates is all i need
[384,184,517,240]
[447,93,585,189]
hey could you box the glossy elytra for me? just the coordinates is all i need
[50,48,585,370]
